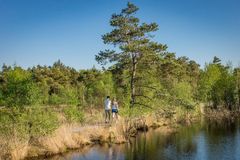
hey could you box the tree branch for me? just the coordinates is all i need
[135,94,153,100]
[133,102,153,109]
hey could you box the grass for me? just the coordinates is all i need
[0,103,201,160]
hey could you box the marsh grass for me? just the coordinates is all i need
[0,104,201,160]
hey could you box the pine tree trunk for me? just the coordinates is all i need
[130,56,137,107]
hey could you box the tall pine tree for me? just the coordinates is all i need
[96,2,167,107]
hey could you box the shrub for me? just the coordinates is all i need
[0,107,29,140]
[25,106,59,136]
[0,107,59,139]
[63,105,84,123]
[49,86,79,105]
[2,67,40,107]
[171,82,195,108]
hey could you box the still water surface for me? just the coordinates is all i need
[45,119,240,160]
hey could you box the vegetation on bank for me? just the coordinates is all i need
[0,2,239,159]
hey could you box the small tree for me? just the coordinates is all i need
[234,68,240,108]
[198,63,222,105]
[2,67,39,107]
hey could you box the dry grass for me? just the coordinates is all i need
[204,108,239,121]
[26,122,128,159]
[0,136,28,160]
[0,108,195,160]
[10,142,28,160]
[27,124,85,157]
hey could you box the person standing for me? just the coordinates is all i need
[112,98,119,120]
[104,96,111,123]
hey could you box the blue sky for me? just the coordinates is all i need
[0,0,239,69]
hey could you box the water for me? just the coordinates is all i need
[45,119,240,160]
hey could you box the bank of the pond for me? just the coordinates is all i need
[43,117,240,160]
[202,108,240,122]
[0,106,202,160]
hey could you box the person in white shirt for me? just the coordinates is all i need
[112,97,119,120]
[104,96,111,123]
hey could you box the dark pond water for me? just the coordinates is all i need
[45,119,240,160]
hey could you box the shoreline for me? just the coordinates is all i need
[23,111,199,160]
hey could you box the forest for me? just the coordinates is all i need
[0,2,240,159]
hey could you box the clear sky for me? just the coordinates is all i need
[0,0,239,69]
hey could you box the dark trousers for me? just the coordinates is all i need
[105,109,110,122]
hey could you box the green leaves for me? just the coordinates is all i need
[0,107,59,139]
[198,58,238,109]
[2,67,40,107]
[63,105,84,123]
[48,86,79,105]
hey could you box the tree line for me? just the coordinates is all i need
[0,56,239,111]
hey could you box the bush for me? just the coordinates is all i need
[171,82,195,108]
[26,107,59,136]
[2,67,40,107]
[84,71,116,108]
[120,105,152,118]
[0,90,4,106]
[49,86,79,105]
[0,107,59,139]
[63,105,84,123]
[0,107,29,140]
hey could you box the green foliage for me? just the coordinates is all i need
[120,105,152,118]
[0,88,4,106]
[198,63,222,102]
[1,67,40,107]
[211,70,236,109]
[96,2,167,107]
[0,107,59,139]
[63,105,84,123]
[79,69,115,107]
[0,108,29,139]
[172,82,195,107]
[26,107,59,136]
[198,58,238,109]
[234,68,240,107]
[49,86,79,105]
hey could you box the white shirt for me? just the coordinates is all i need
[104,98,111,110]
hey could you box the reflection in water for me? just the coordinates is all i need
[45,144,125,160]
[44,119,240,160]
